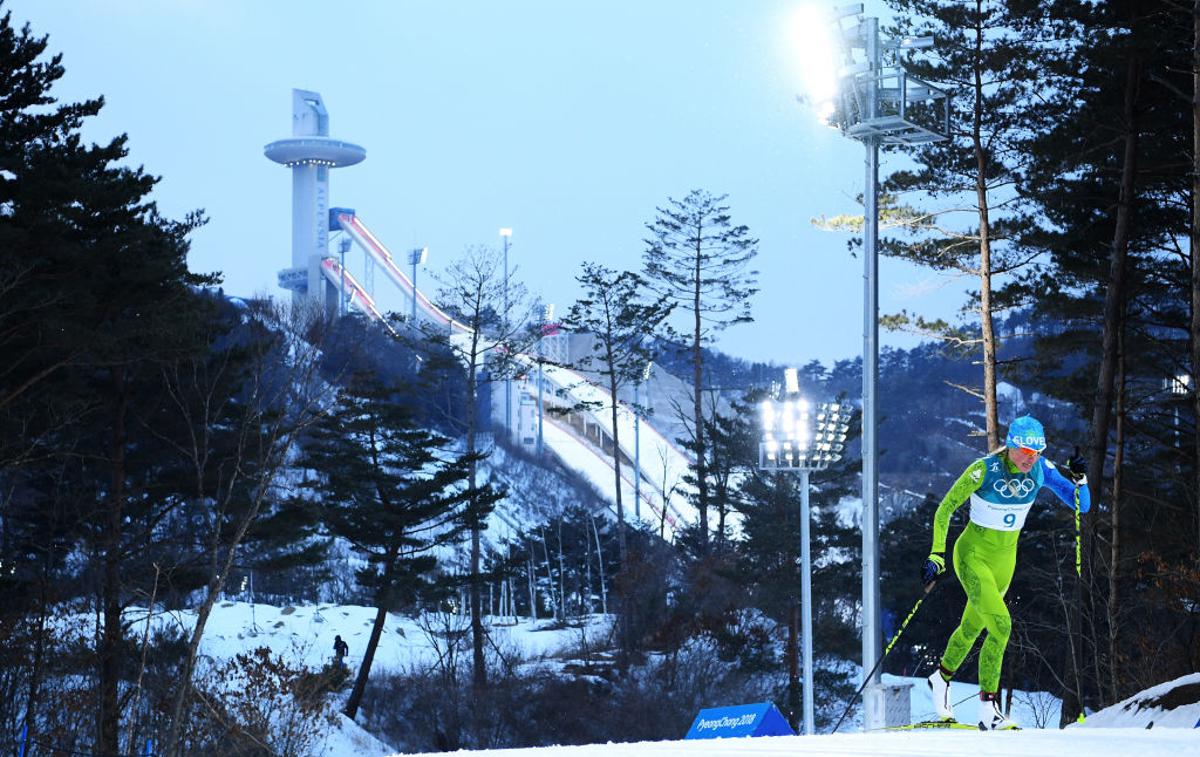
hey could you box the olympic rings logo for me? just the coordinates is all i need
[993,478,1035,498]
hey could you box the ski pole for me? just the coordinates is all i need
[1069,446,1082,578]
[1074,479,1083,722]
[832,580,937,734]
[1080,489,1089,578]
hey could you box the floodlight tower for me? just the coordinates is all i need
[759,368,851,736]
[265,89,366,313]
[795,3,950,731]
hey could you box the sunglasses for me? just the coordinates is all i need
[1009,446,1042,463]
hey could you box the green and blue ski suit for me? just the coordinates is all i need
[931,452,1091,693]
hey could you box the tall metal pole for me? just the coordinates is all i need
[800,469,815,736]
[634,380,642,520]
[537,338,545,455]
[860,15,884,731]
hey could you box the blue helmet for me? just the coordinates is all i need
[1005,415,1046,452]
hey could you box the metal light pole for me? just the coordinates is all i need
[537,303,555,457]
[798,5,950,729]
[634,361,652,521]
[500,227,513,441]
[860,16,883,726]
[759,368,851,736]
[408,246,428,322]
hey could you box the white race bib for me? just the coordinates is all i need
[968,492,1033,531]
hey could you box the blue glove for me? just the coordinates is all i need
[921,553,946,585]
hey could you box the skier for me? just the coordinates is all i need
[921,415,1090,730]
[333,634,349,669]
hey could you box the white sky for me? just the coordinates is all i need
[9,0,968,366]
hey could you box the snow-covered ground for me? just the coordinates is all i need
[128,601,611,680]
[395,671,1196,756]
[115,602,1197,756]
[1081,672,1200,729]
[400,729,1195,757]
[118,601,612,756]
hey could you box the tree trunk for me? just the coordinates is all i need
[557,519,566,615]
[541,528,555,620]
[693,229,708,552]
[1074,51,1140,725]
[585,528,593,614]
[608,376,627,562]
[609,375,633,666]
[1108,333,1126,704]
[466,347,486,691]
[99,373,129,756]
[345,604,389,720]
[972,3,1000,450]
[25,562,52,748]
[591,516,608,614]
[1191,0,1200,566]
[528,552,536,620]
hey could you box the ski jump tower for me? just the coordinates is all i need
[264,89,366,311]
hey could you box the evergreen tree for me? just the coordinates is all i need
[422,243,527,691]
[0,6,216,749]
[562,263,672,664]
[299,368,480,720]
[867,0,1047,451]
[643,190,758,554]
[1014,0,1192,717]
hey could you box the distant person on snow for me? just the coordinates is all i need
[333,635,349,668]
[921,415,1091,730]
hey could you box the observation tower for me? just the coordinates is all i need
[264,89,366,311]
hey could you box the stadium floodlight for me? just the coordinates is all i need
[757,368,852,736]
[793,4,950,730]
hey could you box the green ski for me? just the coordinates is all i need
[885,719,985,731]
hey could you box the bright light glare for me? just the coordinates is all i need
[785,367,800,394]
[792,4,840,123]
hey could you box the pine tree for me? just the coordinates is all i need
[562,262,672,664]
[0,6,217,748]
[298,367,480,719]
[419,243,526,692]
[1015,0,1193,717]
[860,0,1050,450]
[643,190,758,554]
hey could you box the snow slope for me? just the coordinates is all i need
[118,602,612,756]
[133,601,611,680]
[118,602,1196,755]
[1080,672,1200,729]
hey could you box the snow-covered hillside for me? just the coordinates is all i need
[128,601,611,681]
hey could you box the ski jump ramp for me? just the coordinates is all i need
[328,211,697,539]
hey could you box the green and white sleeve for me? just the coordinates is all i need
[931,458,987,553]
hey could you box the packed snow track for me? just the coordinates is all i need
[398,728,1194,757]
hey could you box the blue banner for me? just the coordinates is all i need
[684,702,795,739]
